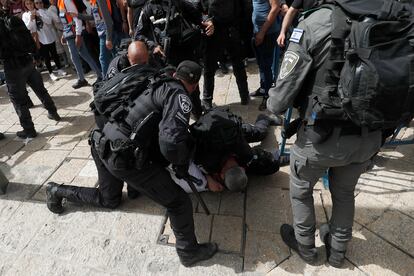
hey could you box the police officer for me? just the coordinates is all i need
[191,108,287,192]
[46,60,218,266]
[201,0,250,109]
[267,2,382,267]
[0,10,61,139]
[134,0,214,118]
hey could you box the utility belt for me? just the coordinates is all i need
[285,118,376,144]
[89,111,161,170]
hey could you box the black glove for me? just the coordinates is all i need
[173,164,189,179]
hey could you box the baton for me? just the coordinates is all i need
[182,175,210,216]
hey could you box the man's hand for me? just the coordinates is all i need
[75,35,82,48]
[60,35,66,45]
[153,45,165,57]
[202,20,214,36]
[281,4,289,16]
[206,175,224,192]
[173,164,189,179]
[277,32,286,48]
[255,31,265,46]
[105,40,113,50]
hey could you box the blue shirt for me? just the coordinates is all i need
[252,0,279,34]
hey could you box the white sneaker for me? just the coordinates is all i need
[50,73,59,81]
[56,69,67,76]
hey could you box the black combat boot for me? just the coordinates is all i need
[127,184,141,199]
[320,223,346,268]
[280,224,318,265]
[46,182,101,214]
[177,242,218,267]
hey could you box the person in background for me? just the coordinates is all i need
[67,0,114,77]
[9,0,24,17]
[276,0,316,48]
[57,0,102,89]
[23,0,67,80]
[250,0,281,111]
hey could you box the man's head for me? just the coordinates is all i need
[174,60,202,94]
[127,41,149,66]
[220,156,248,192]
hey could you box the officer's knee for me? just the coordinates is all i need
[100,197,122,209]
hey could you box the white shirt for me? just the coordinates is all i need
[22,9,57,44]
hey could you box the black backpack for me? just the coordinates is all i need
[190,107,243,151]
[0,13,36,59]
[92,65,159,122]
[308,0,414,130]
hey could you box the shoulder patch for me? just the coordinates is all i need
[279,51,300,80]
[178,94,192,114]
[290,28,304,43]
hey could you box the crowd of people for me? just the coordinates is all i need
[1,0,414,270]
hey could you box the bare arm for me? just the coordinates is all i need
[255,0,280,46]
[277,6,298,47]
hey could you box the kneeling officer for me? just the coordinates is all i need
[46,60,218,266]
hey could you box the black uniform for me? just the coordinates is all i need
[50,68,198,250]
[0,12,58,135]
[201,0,250,105]
[134,0,204,116]
[192,111,280,175]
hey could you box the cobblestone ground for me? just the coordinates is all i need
[0,64,413,275]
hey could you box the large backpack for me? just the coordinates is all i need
[92,65,159,123]
[0,13,36,59]
[190,107,244,152]
[308,0,414,130]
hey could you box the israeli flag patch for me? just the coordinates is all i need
[290,28,304,43]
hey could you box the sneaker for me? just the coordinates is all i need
[16,129,37,139]
[56,69,68,76]
[49,73,59,81]
[177,243,218,267]
[218,62,229,74]
[320,223,346,268]
[47,111,61,121]
[72,79,89,89]
[250,88,265,97]
[279,154,290,167]
[280,224,318,265]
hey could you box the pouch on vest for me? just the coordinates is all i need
[305,0,414,131]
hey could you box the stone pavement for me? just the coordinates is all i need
[0,65,413,275]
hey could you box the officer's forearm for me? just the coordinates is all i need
[280,7,298,35]
[159,139,191,166]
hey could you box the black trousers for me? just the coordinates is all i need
[203,25,249,102]
[242,115,271,143]
[5,61,57,131]
[84,146,198,250]
[39,42,62,74]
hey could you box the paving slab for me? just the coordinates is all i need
[347,226,414,275]
[245,187,292,233]
[211,215,243,253]
[49,158,88,183]
[219,191,244,217]
[178,252,243,275]
[243,230,290,273]
[367,209,414,256]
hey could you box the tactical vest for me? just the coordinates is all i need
[97,78,183,168]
